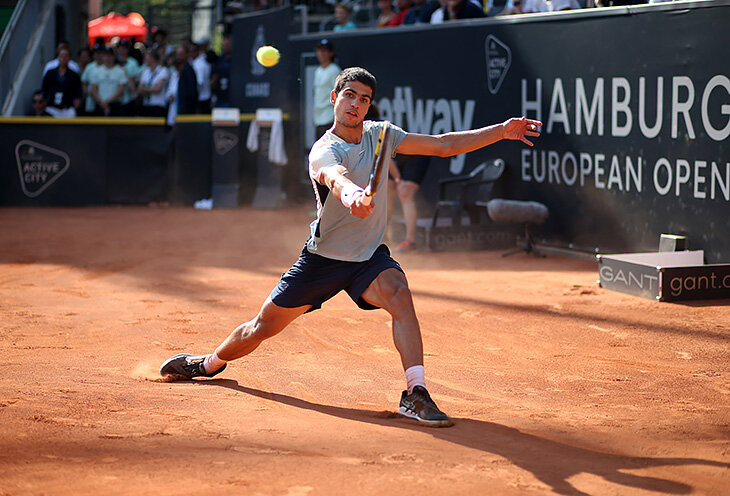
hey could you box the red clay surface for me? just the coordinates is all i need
[0,206,728,495]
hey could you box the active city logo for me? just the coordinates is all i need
[485,35,511,95]
[15,139,70,198]
[214,129,239,155]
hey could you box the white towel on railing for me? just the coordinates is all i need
[246,116,287,166]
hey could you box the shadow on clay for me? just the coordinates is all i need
[200,379,728,496]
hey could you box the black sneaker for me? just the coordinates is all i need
[398,385,453,427]
[159,353,227,380]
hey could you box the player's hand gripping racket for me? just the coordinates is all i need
[362,121,391,206]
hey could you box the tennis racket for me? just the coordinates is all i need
[362,121,391,206]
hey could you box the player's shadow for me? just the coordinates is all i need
[204,379,727,496]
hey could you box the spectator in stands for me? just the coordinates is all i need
[41,46,82,117]
[43,40,81,76]
[191,41,212,114]
[136,50,170,117]
[313,39,341,141]
[152,28,175,58]
[80,44,104,115]
[333,3,357,31]
[388,0,413,25]
[172,46,198,115]
[115,40,142,115]
[403,0,440,23]
[90,47,127,116]
[31,90,51,116]
[211,36,232,108]
[519,0,549,12]
[376,0,397,26]
[444,0,486,19]
[165,58,180,126]
[430,0,448,23]
[77,47,92,74]
[550,0,582,10]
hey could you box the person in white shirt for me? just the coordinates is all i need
[80,46,103,115]
[44,41,81,76]
[313,39,341,141]
[115,40,142,115]
[90,48,127,116]
[165,55,180,127]
[137,51,170,117]
[191,42,212,114]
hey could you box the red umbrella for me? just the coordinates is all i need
[88,12,148,43]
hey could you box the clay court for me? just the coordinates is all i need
[0,206,728,495]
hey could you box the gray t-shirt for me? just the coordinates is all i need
[308,120,407,262]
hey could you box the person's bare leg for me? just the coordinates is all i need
[215,297,310,361]
[360,268,422,369]
[397,180,419,245]
[386,177,397,243]
[160,297,309,378]
[361,268,451,426]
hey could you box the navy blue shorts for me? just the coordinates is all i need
[270,244,403,312]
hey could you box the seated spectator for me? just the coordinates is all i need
[41,46,82,117]
[211,36,232,108]
[81,45,103,115]
[488,0,515,15]
[43,40,81,76]
[430,0,448,23]
[444,0,486,20]
[137,51,170,117]
[388,0,413,25]
[403,0,440,23]
[550,0,581,10]
[31,90,51,116]
[333,4,357,31]
[115,40,142,115]
[376,0,397,27]
[521,0,549,12]
[90,48,127,116]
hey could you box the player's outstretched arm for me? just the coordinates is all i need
[395,117,542,157]
[313,165,373,219]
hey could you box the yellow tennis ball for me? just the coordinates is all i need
[256,46,280,67]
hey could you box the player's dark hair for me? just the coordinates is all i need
[334,67,376,99]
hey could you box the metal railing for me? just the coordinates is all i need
[1,0,56,116]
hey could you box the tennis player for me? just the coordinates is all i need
[161,67,542,427]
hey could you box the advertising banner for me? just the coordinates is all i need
[290,2,730,262]
[1,124,107,206]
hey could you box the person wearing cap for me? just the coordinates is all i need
[313,39,341,141]
[90,47,128,116]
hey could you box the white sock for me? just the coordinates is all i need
[203,352,226,374]
[405,365,426,394]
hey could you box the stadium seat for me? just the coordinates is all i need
[431,158,505,229]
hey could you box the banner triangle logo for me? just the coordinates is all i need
[15,140,70,198]
[485,35,511,95]
[214,129,239,155]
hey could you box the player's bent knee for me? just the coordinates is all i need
[381,281,413,314]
